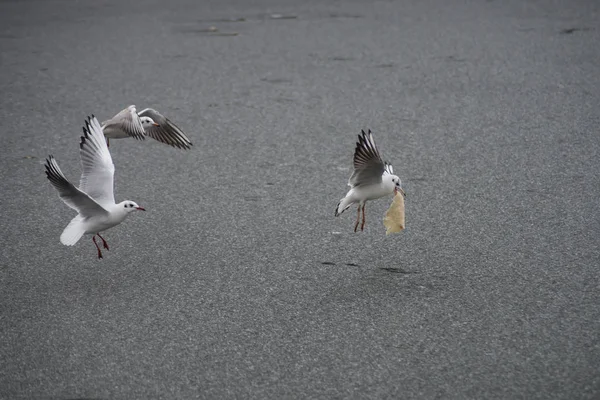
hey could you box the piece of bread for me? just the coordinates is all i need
[383,192,405,234]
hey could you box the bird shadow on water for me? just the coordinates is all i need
[64,398,107,400]
[321,262,361,267]
[378,267,417,274]
[319,262,417,273]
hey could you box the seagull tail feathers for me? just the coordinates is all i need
[60,216,85,246]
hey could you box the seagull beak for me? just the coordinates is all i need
[399,188,406,197]
[136,207,146,211]
[152,123,160,127]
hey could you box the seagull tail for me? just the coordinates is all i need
[60,216,86,246]
[335,196,354,217]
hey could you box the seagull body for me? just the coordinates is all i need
[45,116,145,259]
[101,105,193,149]
[335,129,405,232]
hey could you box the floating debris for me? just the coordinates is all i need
[270,14,298,20]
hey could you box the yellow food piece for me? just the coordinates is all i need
[383,192,405,234]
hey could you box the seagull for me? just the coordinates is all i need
[101,105,193,149]
[45,115,146,259]
[335,129,405,232]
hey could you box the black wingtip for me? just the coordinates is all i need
[44,155,54,169]
[82,118,92,137]
[80,117,92,148]
[80,125,88,149]
[358,129,372,144]
[44,156,58,180]
[357,130,370,148]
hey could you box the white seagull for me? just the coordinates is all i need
[101,105,193,149]
[335,129,405,232]
[45,115,146,259]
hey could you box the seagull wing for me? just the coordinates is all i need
[138,108,193,149]
[383,162,394,176]
[348,129,386,187]
[101,105,146,140]
[78,116,116,208]
[45,156,108,217]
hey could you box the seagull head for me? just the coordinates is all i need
[140,116,160,128]
[386,175,406,197]
[121,201,146,213]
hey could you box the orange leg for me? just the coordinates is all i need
[354,205,361,232]
[92,235,103,259]
[360,204,366,231]
[97,233,109,250]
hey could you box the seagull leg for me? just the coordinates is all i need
[97,233,109,250]
[360,204,367,231]
[354,205,361,232]
[92,235,103,259]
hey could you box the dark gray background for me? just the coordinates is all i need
[1,0,599,399]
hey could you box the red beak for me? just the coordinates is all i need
[153,123,160,127]
[136,207,146,211]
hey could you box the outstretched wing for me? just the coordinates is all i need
[138,108,193,149]
[45,156,108,217]
[101,105,146,140]
[78,116,116,208]
[348,129,385,187]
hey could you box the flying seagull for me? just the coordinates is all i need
[335,129,405,232]
[101,105,193,149]
[45,115,146,259]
